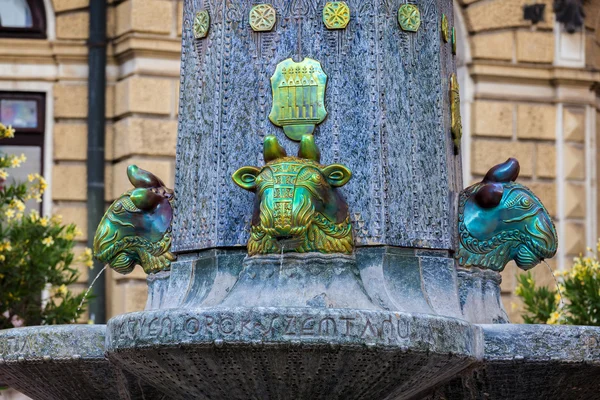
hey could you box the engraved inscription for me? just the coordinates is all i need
[113,312,417,345]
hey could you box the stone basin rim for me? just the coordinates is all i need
[105,307,483,357]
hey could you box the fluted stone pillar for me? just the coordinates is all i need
[173,0,461,253]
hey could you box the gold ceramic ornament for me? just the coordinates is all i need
[398,4,421,32]
[450,73,462,151]
[441,14,449,42]
[323,2,350,30]
[269,58,328,141]
[193,10,210,39]
[249,4,277,32]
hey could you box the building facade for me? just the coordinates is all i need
[0,0,598,324]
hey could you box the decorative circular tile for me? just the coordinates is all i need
[249,4,277,32]
[398,4,421,33]
[193,10,210,39]
[323,2,350,30]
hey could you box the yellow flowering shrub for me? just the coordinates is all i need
[516,241,600,326]
[0,125,92,329]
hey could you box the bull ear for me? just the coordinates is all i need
[474,183,504,209]
[232,166,260,191]
[130,188,162,211]
[323,164,352,187]
[484,158,520,183]
[128,165,164,188]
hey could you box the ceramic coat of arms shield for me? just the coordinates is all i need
[269,58,328,141]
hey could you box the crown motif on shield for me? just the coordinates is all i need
[269,58,328,141]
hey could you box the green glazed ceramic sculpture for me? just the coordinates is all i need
[232,134,354,256]
[457,158,558,272]
[93,165,175,274]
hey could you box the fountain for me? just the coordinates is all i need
[1,1,599,399]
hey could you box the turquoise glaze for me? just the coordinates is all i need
[457,159,557,272]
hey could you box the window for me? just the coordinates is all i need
[0,0,46,38]
[0,92,45,210]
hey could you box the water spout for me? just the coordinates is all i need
[73,265,107,324]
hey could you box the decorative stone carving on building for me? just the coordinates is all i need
[249,4,277,32]
[398,4,421,32]
[269,58,328,141]
[441,14,449,42]
[232,135,354,256]
[193,10,210,39]
[323,2,350,30]
[457,158,558,272]
[553,0,585,33]
[93,165,175,275]
[450,73,462,151]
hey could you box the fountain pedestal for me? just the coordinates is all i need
[2,0,600,399]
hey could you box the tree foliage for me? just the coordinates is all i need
[0,124,92,329]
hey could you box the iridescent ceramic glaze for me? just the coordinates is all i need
[93,165,175,274]
[457,158,557,272]
[233,135,354,256]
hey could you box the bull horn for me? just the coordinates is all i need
[264,135,287,163]
[298,134,321,162]
[484,158,520,183]
[127,165,164,188]
[474,182,504,209]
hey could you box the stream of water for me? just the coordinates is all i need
[543,259,564,308]
[73,265,107,324]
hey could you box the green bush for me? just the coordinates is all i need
[516,243,600,326]
[0,123,92,329]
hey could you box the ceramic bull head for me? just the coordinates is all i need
[457,158,558,272]
[233,134,354,256]
[93,165,175,274]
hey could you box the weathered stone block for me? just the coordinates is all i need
[517,104,556,140]
[54,123,87,161]
[53,203,88,241]
[471,139,534,177]
[516,31,554,63]
[116,0,173,36]
[472,31,514,61]
[565,182,586,218]
[52,164,87,201]
[56,11,89,40]
[564,222,586,255]
[564,144,585,180]
[114,77,172,116]
[113,117,177,159]
[54,84,87,118]
[52,0,88,12]
[110,280,148,316]
[564,107,585,142]
[465,0,532,32]
[536,143,556,178]
[472,101,513,137]
[177,1,183,37]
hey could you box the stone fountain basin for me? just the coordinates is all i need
[105,307,481,400]
[430,324,600,399]
[1,321,600,399]
[0,325,166,400]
